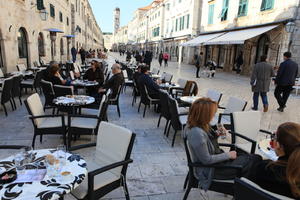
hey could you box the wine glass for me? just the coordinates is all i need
[14,153,25,174]
[56,145,66,166]
[217,123,227,139]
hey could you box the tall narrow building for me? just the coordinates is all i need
[113,7,120,35]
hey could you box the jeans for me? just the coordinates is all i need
[274,85,293,108]
[253,92,268,110]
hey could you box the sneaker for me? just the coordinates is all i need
[251,107,258,111]
[277,107,284,112]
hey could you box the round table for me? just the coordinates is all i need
[258,139,278,161]
[0,149,87,200]
[151,74,161,79]
[180,96,199,104]
[53,95,95,106]
[11,71,33,76]
[159,83,180,90]
[71,80,99,87]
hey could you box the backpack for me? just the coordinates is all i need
[163,53,169,60]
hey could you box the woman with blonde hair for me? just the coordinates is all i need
[251,122,300,199]
[184,98,261,190]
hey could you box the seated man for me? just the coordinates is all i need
[133,65,143,84]
[138,66,160,99]
[98,63,124,99]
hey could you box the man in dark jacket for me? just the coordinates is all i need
[98,63,124,99]
[143,51,153,69]
[138,66,160,99]
[71,47,77,63]
[274,52,299,112]
[79,47,86,65]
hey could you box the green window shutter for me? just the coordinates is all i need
[208,4,214,24]
[182,16,185,30]
[37,0,45,10]
[266,0,274,9]
[175,19,178,31]
[238,0,248,16]
[261,0,266,10]
[221,0,229,21]
[186,14,190,29]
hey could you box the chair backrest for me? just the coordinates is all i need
[152,68,159,75]
[73,63,81,73]
[123,69,128,79]
[0,68,4,78]
[69,71,75,80]
[24,93,45,127]
[33,61,39,68]
[97,94,106,118]
[17,64,26,72]
[1,77,14,104]
[162,72,173,83]
[232,111,261,142]
[207,89,222,104]
[159,90,171,119]
[105,71,111,83]
[33,70,44,88]
[224,97,247,114]
[53,85,74,97]
[234,178,294,200]
[168,96,182,130]
[11,75,23,98]
[126,68,134,80]
[177,78,187,88]
[41,80,54,95]
[96,121,135,176]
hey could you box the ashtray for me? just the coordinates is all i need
[0,169,17,184]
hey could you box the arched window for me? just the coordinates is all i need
[17,28,28,58]
[60,38,64,55]
[256,34,269,63]
[38,32,45,57]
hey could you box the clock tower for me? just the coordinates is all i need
[113,7,120,35]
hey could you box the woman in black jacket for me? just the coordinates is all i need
[250,122,300,199]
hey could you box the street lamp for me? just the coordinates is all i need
[285,21,296,33]
[45,28,64,61]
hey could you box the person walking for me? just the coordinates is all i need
[250,55,274,112]
[158,51,163,67]
[71,47,77,63]
[163,52,169,67]
[79,47,86,65]
[144,51,153,69]
[274,52,299,112]
[195,52,203,78]
[235,52,243,74]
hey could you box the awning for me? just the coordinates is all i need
[45,28,64,33]
[180,33,225,47]
[204,25,278,45]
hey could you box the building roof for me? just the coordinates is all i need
[138,0,163,11]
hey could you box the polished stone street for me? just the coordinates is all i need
[0,53,299,199]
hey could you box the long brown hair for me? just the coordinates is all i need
[276,122,300,198]
[187,97,217,132]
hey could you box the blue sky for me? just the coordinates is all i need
[89,0,152,33]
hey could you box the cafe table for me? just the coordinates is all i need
[258,139,278,161]
[0,149,87,200]
[53,95,95,114]
[71,80,99,88]
[151,74,161,79]
[179,96,199,105]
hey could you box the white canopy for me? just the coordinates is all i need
[204,25,279,45]
[180,32,225,47]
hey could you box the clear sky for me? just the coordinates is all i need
[89,0,152,33]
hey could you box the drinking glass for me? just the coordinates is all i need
[56,145,66,166]
[217,123,227,139]
[14,153,25,174]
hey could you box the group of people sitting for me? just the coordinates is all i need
[43,61,124,100]
[185,98,300,199]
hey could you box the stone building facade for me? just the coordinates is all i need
[194,0,300,75]
[0,0,103,73]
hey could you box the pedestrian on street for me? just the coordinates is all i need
[79,47,86,65]
[195,52,203,78]
[163,52,169,67]
[144,51,153,69]
[158,51,163,67]
[250,55,274,112]
[274,52,299,112]
[71,47,77,63]
[235,52,243,74]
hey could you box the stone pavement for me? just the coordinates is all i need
[0,53,299,199]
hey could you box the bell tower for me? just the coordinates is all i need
[113,7,120,34]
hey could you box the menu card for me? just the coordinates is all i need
[14,169,47,183]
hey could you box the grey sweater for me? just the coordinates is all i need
[184,126,230,190]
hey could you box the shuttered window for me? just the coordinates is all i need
[208,4,214,24]
[261,0,274,11]
[220,0,229,21]
[238,0,248,17]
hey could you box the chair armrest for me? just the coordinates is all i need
[0,145,31,150]
[189,162,243,177]
[218,106,226,109]
[68,114,98,119]
[219,143,236,149]
[88,159,133,177]
[68,143,96,151]
[259,129,272,135]
[29,114,65,119]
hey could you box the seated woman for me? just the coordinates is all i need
[250,122,300,199]
[184,98,261,190]
[46,63,67,85]
[83,60,104,84]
